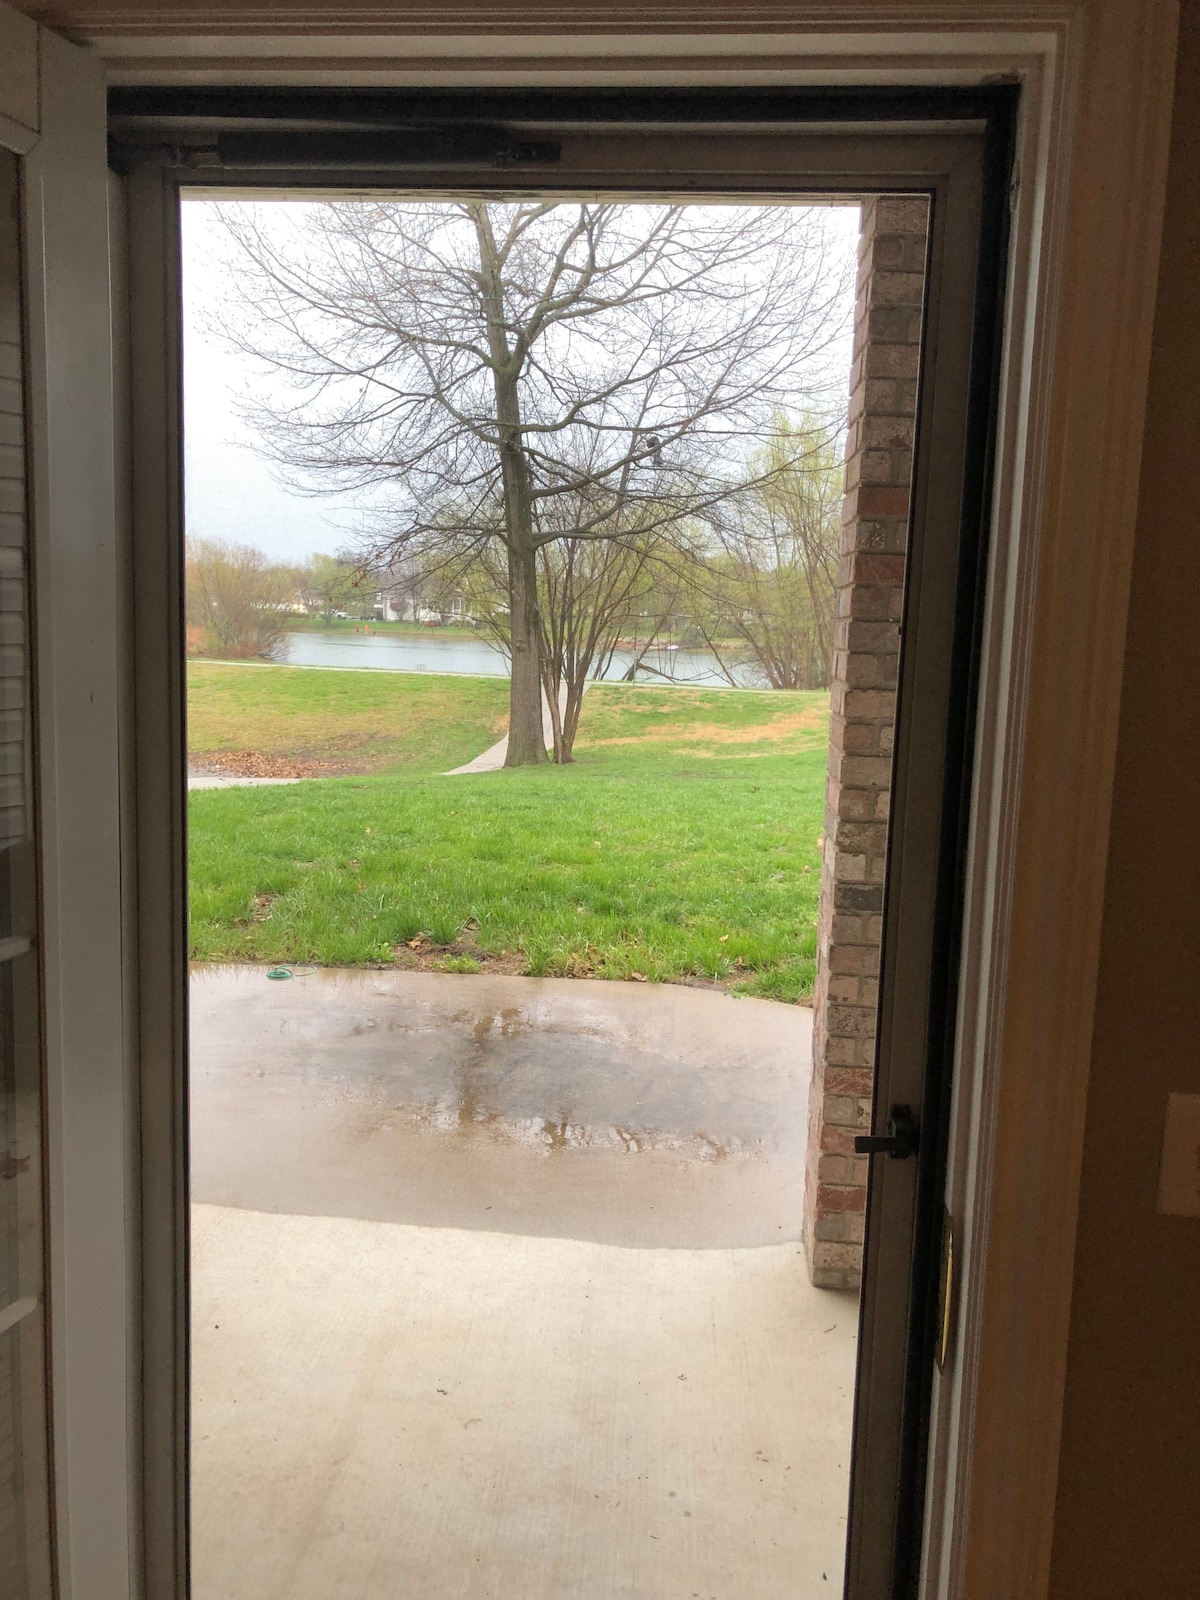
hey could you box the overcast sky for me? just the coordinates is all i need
[182,201,370,562]
[181,197,862,568]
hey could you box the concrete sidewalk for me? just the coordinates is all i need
[444,680,586,774]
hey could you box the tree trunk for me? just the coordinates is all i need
[558,672,586,763]
[471,203,547,767]
[507,538,547,766]
[538,647,567,763]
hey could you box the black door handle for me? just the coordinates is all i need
[854,1104,920,1160]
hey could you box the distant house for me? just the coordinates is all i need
[373,580,470,625]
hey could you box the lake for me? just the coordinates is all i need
[281,629,765,687]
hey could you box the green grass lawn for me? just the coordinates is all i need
[187,670,829,1002]
[188,660,509,774]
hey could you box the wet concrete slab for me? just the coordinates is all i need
[189,969,851,1598]
[189,967,813,1249]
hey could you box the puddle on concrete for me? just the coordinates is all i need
[189,966,811,1247]
[369,1097,747,1161]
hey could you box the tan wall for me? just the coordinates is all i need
[1048,7,1200,1595]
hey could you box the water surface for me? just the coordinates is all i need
[282,628,763,686]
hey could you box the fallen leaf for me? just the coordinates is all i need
[631,971,647,983]
[718,934,729,943]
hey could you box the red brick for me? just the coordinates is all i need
[820,1123,861,1155]
[824,1066,874,1096]
[841,722,881,756]
[816,1183,868,1213]
[851,552,907,585]
[854,484,910,517]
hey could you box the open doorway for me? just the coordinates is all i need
[115,92,1010,1600]
[184,190,865,1599]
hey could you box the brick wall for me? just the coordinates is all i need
[804,196,929,1290]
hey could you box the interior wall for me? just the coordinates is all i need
[1048,6,1200,1595]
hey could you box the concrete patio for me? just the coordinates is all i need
[189,967,857,1599]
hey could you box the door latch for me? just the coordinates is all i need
[854,1104,920,1160]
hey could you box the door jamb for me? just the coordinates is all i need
[121,111,1004,1600]
[2,21,142,1600]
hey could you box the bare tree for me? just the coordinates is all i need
[689,419,843,689]
[451,497,684,761]
[207,199,853,762]
[186,539,294,660]
[537,536,682,762]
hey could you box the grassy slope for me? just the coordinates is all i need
[188,661,509,774]
[575,681,827,756]
[187,672,829,1002]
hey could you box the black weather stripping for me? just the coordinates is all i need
[207,128,561,170]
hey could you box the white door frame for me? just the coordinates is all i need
[0,12,140,1600]
[2,5,1179,1599]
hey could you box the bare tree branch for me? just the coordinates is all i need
[201,199,856,760]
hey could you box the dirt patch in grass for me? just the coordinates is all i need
[391,932,528,977]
